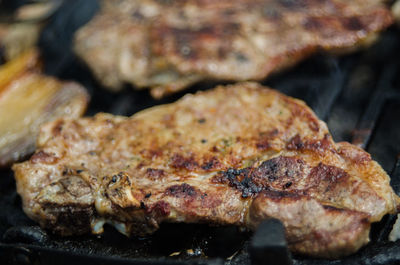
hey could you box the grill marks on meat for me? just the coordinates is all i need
[73,0,393,98]
[13,82,400,258]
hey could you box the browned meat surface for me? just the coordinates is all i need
[74,0,393,98]
[13,82,400,258]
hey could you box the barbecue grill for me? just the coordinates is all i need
[1,1,400,264]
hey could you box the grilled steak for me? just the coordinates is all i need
[13,82,400,258]
[74,0,393,98]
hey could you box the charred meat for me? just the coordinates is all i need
[13,82,400,258]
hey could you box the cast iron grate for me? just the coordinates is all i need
[1,0,400,264]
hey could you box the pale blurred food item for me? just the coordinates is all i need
[0,49,89,167]
[14,1,62,22]
[0,23,41,61]
[392,0,400,25]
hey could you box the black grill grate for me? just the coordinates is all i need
[1,0,400,264]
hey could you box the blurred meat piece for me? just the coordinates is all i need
[0,49,89,167]
[393,0,400,25]
[14,1,62,22]
[0,23,41,62]
[74,0,393,98]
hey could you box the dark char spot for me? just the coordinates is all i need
[234,52,248,62]
[132,10,144,20]
[171,154,199,170]
[283,181,292,189]
[303,17,323,30]
[201,157,220,171]
[165,183,197,198]
[213,156,305,198]
[343,17,363,31]
[217,168,261,198]
[146,168,165,179]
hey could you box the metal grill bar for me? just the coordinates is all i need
[352,63,399,149]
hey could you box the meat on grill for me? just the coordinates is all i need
[13,82,400,258]
[73,0,393,98]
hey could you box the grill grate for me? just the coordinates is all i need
[1,0,400,264]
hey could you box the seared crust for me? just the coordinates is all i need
[13,82,400,258]
[73,0,393,98]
